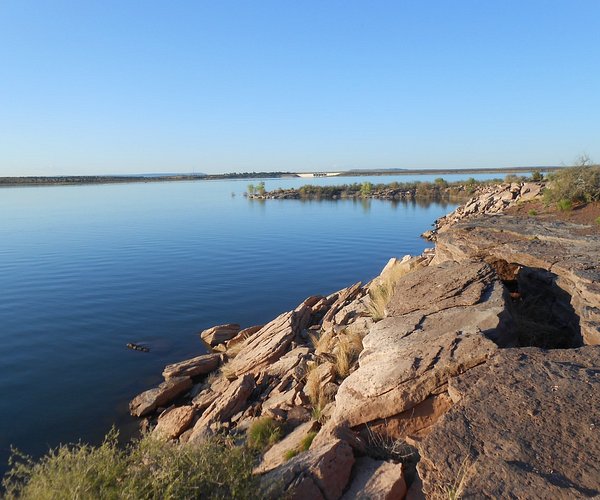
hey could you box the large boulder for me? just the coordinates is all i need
[418,346,600,499]
[152,405,196,440]
[200,323,241,347]
[129,376,193,417]
[332,261,508,430]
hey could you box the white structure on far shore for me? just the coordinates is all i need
[296,172,342,178]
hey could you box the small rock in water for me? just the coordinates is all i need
[127,343,150,352]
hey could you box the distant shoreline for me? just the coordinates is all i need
[0,166,562,186]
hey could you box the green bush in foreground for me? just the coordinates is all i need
[2,430,259,500]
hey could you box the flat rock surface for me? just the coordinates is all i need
[418,346,600,499]
[332,261,506,429]
[434,215,600,344]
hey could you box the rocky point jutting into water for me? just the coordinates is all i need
[129,181,599,499]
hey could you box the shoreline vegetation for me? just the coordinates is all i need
[246,173,537,202]
[3,165,599,499]
[0,166,563,187]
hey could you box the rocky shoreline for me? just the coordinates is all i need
[129,181,599,499]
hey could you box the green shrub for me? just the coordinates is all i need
[531,169,544,181]
[299,432,317,451]
[283,449,298,461]
[595,216,600,225]
[544,164,600,205]
[2,430,258,500]
[557,199,573,212]
[282,431,317,462]
[247,417,282,450]
[528,209,538,216]
[360,181,373,197]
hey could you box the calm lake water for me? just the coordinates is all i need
[0,173,502,474]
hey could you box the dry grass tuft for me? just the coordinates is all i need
[220,361,238,381]
[308,330,334,354]
[366,260,415,321]
[304,364,331,422]
[333,330,363,379]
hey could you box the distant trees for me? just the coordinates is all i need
[360,182,373,197]
[247,182,266,197]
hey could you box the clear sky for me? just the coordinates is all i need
[1,1,599,175]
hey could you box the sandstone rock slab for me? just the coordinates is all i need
[162,353,221,379]
[225,302,312,377]
[153,405,196,440]
[254,420,319,474]
[433,215,600,345]
[188,373,255,442]
[129,376,193,417]
[418,346,600,499]
[332,261,506,429]
[200,323,240,347]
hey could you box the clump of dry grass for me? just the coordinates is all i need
[220,361,238,381]
[363,424,416,463]
[366,260,416,321]
[304,363,331,422]
[333,330,364,379]
[225,342,244,358]
[206,370,221,386]
[308,330,334,354]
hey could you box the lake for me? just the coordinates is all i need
[0,173,503,474]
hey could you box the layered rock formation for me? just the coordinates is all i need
[128,181,599,499]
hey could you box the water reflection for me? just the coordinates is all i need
[247,195,454,214]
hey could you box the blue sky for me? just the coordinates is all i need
[1,1,599,175]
